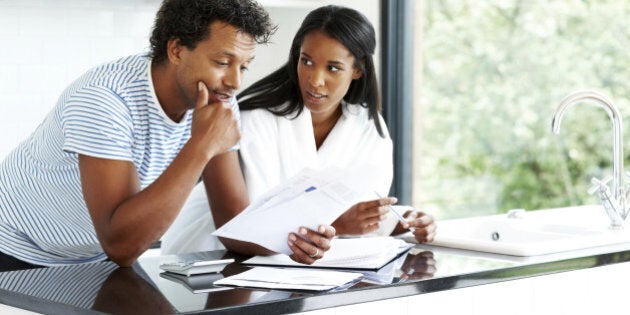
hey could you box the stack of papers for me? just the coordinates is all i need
[213,267,362,291]
[243,237,413,271]
[213,166,384,254]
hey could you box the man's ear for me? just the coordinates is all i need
[166,38,184,65]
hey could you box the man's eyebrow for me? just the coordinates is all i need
[217,51,256,63]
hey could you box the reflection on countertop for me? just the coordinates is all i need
[1,241,630,314]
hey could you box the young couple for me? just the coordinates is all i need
[0,0,435,271]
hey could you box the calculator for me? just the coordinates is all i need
[159,258,234,276]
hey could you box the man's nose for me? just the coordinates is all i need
[223,67,242,90]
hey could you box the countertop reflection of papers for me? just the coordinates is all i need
[213,267,363,291]
[213,166,382,254]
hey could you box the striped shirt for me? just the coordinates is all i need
[0,53,238,266]
[0,261,119,309]
[0,261,159,311]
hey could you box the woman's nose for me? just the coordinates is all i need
[308,69,324,87]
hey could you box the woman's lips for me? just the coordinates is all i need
[305,90,326,104]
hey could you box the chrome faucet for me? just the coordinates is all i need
[551,90,628,228]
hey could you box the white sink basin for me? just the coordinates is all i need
[431,205,630,256]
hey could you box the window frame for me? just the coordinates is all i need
[381,0,414,204]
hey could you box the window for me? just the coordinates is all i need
[413,1,630,219]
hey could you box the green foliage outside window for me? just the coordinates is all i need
[417,0,630,219]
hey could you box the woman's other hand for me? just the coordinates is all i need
[287,224,335,264]
[399,251,436,281]
[332,197,396,235]
[405,211,437,243]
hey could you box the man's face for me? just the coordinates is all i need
[175,20,256,109]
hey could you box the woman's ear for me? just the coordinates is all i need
[166,38,184,65]
[352,59,364,80]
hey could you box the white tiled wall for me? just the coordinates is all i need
[0,0,161,159]
[0,0,378,161]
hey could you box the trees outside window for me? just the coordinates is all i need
[414,0,630,218]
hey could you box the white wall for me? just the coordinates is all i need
[0,0,379,160]
[0,0,160,159]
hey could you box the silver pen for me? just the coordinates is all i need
[374,191,415,231]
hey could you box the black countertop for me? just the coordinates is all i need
[2,241,630,315]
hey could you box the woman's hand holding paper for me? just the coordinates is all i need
[332,197,395,235]
[287,225,335,264]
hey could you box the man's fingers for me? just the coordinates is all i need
[196,81,209,109]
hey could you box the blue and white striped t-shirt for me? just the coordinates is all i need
[0,53,238,266]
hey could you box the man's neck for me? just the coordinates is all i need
[151,62,187,122]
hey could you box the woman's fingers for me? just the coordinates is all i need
[287,225,335,264]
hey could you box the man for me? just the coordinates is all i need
[0,0,331,270]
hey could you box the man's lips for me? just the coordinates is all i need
[212,91,233,102]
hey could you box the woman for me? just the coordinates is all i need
[162,5,436,256]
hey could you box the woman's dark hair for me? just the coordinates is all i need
[149,0,276,65]
[237,5,385,137]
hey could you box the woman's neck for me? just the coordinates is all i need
[311,106,343,150]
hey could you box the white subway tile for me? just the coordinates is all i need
[7,36,42,65]
[19,7,65,36]
[65,9,115,37]
[0,7,20,36]
[0,65,20,93]
[0,0,164,159]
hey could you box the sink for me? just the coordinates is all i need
[430,205,630,256]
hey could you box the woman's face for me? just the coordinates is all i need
[297,30,362,120]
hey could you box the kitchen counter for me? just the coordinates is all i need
[1,240,630,315]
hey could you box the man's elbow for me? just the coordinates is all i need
[102,243,143,267]
[219,237,274,256]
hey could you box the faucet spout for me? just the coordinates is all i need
[551,90,624,207]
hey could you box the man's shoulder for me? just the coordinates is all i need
[60,53,153,113]
[63,53,151,100]
[88,53,149,80]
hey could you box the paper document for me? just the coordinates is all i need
[213,267,363,291]
[243,237,413,271]
[213,166,383,254]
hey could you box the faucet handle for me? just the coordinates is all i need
[589,176,612,195]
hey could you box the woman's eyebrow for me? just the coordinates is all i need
[300,52,346,66]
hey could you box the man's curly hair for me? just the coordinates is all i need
[149,0,276,64]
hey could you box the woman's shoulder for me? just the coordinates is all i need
[241,101,297,122]
[342,102,390,136]
[240,106,278,123]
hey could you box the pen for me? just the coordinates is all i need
[374,191,415,231]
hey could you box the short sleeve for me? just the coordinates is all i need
[61,86,134,161]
